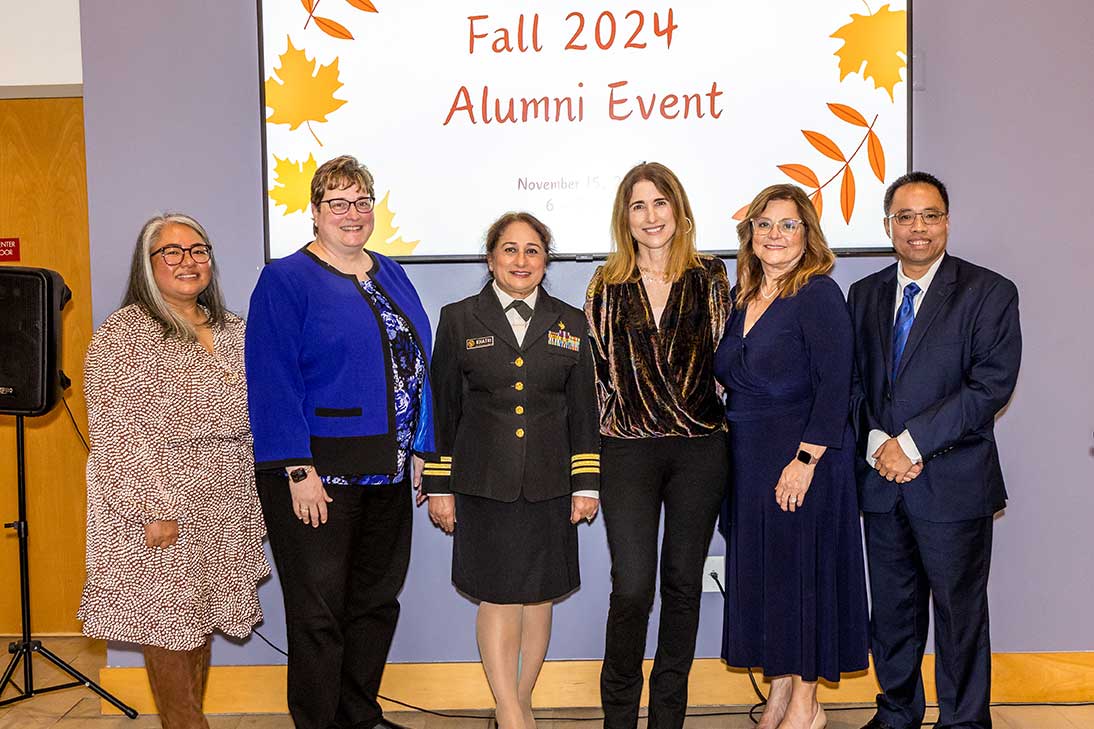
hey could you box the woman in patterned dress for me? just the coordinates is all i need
[245,155,437,729]
[79,213,269,729]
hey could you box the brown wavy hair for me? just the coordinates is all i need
[602,162,701,285]
[735,184,834,307]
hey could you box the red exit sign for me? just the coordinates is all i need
[0,237,19,262]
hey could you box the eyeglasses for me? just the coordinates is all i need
[150,244,212,266]
[320,197,376,215]
[751,218,804,236]
[887,210,948,226]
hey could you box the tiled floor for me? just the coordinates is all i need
[1,638,1090,728]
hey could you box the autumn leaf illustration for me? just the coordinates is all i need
[867,130,886,182]
[269,153,318,215]
[831,4,907,101]
[840,166,856,224]
[767,102,891,226]
[777,164,820,189]
[300,0,378,40]
[731,204,750,222]
[265,36,347,145]
[366,192,420,256]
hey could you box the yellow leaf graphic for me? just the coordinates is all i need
[269,153,318,215]
[831,4,907,101]
[265,36,347,144]
[367,192,420,256]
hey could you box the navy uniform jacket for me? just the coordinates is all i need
[422,284,600,502]
[848,254,1022,521]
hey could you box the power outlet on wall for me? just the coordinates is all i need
[702,555,725,594]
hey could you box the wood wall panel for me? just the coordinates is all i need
[0,97,93,634]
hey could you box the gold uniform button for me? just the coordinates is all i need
[515,405,525,415]
[514,381,525,391]
[514,357,524,367]
[515,428,525,438]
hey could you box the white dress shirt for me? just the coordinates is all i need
[432,283,598,500]
[866,254,945,467]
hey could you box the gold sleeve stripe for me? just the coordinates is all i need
[571,466,600,476]
[439,456,452,462]
[423,467,452,476]
[571,453,600,463]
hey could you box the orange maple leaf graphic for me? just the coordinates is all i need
[831,4,907,101]
[269,153,318,215]
[265,36,347,145]
[366,192,420,256]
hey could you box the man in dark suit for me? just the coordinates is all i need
[848,172,1021,729]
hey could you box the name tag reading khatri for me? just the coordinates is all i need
[548,328,581,352]
[466,336,494,350]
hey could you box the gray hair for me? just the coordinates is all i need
[122,212,228,340]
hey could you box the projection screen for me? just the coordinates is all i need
[260,1,910,261]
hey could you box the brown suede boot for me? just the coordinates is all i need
[142,639,212,729]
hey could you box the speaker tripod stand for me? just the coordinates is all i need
[0,415,137,718]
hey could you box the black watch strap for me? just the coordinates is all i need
[288,466,312,483]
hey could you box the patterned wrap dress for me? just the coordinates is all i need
[78,304,270,651]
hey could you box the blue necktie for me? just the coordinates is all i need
[892,281,921,379]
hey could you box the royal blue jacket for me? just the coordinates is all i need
[245,247,436,475]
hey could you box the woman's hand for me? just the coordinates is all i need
[774,460,816,513]
[412,455,426,506]
[144,520,179,548]
[290,470,333,528]
[428,495,456,533]
[570,495,600,524]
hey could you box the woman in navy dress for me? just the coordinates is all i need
[714,184,868,729]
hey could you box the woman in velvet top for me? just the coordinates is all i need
[245,155,435,729]
[714,184,868,729]
[585,162,731,729]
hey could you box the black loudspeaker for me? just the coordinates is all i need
[0,267,72,416]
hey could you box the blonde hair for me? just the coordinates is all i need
[602,162,701,285]
[122,213,228,340]
[735,184,834,307]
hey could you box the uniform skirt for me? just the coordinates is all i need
[452,491,580,604]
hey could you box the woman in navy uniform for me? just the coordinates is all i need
[423,212,600,729]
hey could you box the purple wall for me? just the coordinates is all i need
[80,0,1094,667]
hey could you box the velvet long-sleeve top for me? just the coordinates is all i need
[584,254,731,439]
[245,248,436,476]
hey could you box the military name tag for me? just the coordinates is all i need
[548,330,581,352]
[466,336,494,350]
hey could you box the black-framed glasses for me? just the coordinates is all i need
[887,210,948,226]
[150,244,212,266]
[751,218,805,236]
[321,196,376,215]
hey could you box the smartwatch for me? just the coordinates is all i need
[796,450,818,466]
[288,466,312,483]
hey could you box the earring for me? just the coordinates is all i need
[683,217,694,234]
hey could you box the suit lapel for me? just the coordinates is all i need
[876,267,897,384]
[521,289,561,352]
[895,255,957,380]
[472,284,521,352]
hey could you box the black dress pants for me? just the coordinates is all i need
[258,471,413,729]
[599,433,728,729]
[863,499,994,729]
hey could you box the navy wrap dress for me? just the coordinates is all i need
[713,275,868,682]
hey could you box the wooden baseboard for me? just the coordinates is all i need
[99,652,1094,715]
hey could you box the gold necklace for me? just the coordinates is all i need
[638,265,668,282]
[760,278,780,300]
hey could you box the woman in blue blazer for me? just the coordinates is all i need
[245,155,435,729]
